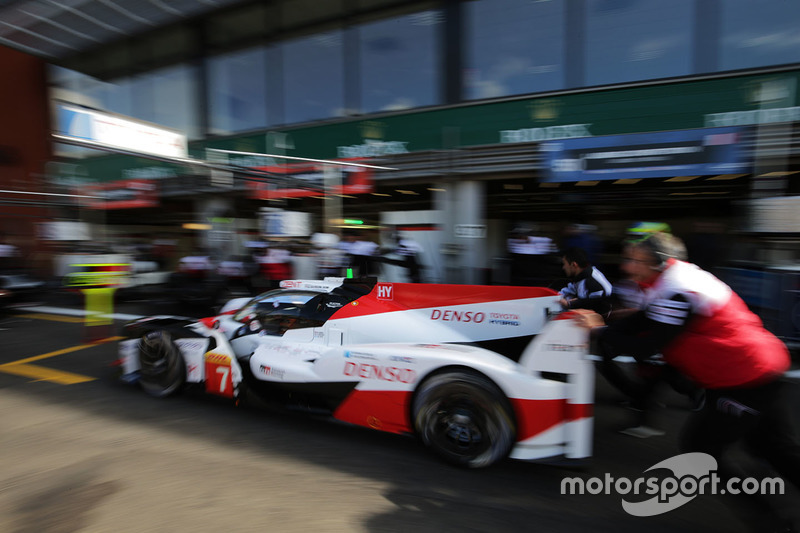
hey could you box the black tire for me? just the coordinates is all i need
[412,370,516,468]
[137,330,185,398]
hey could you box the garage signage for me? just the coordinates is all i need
[540,126,750,182]
[454,224,487,238]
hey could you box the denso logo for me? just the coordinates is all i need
[377,284,393,300]
[343,362,416,383]
[430,309,485,323]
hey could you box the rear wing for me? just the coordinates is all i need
[279,277,347,291]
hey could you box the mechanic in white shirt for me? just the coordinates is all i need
[346,233,378,277]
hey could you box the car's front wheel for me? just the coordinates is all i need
[412,370,516,468]
[137,330,185,398]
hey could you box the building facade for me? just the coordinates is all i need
[3,0,800,284]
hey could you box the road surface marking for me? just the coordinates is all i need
[20,306,144,321]
[0,336,123,384]
[17,312,86,323]
[0,363,94,384]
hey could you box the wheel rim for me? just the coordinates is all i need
[138,333,183,396]
[428,400,490,458]
[415,375,514,468]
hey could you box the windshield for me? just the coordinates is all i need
[232,290,320,323]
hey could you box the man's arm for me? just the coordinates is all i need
[598,293,692,358]
[567,275,612,313]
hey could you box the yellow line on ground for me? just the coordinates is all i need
[17,313,86,323]
[0,363,94,384]
[4,336,124,365]
[0,336,122,384]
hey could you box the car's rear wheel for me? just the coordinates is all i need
[413,370,516,468]
[138,330,185,398]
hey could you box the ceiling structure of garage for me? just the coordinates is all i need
[0,0,425,79]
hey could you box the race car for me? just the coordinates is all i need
[117,277,593,468]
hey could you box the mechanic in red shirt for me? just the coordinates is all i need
[574,232,799,531]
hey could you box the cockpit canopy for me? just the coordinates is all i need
[232,289,352,335]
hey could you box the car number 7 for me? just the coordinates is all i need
[216,366,230,393]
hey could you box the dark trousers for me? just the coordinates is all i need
[597,346,700,427]
[680,377,800,530]
[404,254,421,283]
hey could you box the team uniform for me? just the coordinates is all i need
[559,265,613,315]
[596,258,799,526]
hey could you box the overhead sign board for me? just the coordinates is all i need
[260,209,311,237]
[75,179,159,210]
[540,127,750,182]
[248,160,373,199]
[55,103,188,159]
[67,71,799,183]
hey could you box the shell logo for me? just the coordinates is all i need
[204,352,230,365]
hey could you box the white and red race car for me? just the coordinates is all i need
[118,277,593,468]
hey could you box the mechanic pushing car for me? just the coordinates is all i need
[572,232,800,533]
[557,246,613,315]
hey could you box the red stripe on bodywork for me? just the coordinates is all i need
[334,390,593,441]
[554,311,579,321]
[511,398,593,441]
[332,283,558,319]
[333,389,413,434]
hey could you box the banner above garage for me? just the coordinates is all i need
[54,102,188,160]
[58,69,797,184]
[539,126,750,182]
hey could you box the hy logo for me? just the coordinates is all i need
[377,284,393,300]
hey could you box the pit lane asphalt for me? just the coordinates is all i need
[0,296,797,532]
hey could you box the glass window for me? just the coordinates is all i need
[465,0,565,100]
[208,47,270,135]
[129,64,200,139]
[719,0,800,71]
[102,79,133,118]
[153,65,200,140]
[585,0,693,87]
[358,10,441,113]
[283,31,345,124]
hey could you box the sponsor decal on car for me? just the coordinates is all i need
[389,355,414,364]
[343,362,416,383]
[205,352,231,365]
[546,343,588,352]
[489,312,521,326]
[262,344,327,358]
[259,365,285,379]
[376,284,393,300]
[429,309,485,323]
[344,350,377,360]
